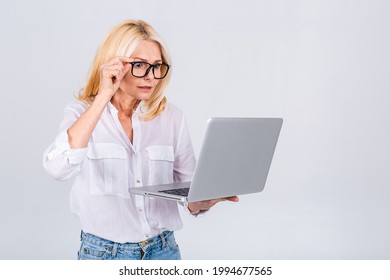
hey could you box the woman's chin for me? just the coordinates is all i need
[136,91,153,100]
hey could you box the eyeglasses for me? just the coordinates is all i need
[129,61,170,79]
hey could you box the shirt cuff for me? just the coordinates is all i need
[64,148,88,164]
[46,129,88,164]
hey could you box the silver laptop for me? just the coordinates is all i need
[129,117,283,202]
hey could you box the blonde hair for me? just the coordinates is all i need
[78,19,171,120]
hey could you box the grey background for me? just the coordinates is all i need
[1,0,389,259]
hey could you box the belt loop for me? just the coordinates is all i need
[160,232,167,248]
[112,242,119,258]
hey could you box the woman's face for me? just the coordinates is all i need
[118,40,162,101]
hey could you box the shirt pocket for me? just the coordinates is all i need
[146,145,174,186]
[87,143,129,197]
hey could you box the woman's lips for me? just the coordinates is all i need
[138,86,152,92]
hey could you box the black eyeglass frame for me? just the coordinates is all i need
[128,61,170,79]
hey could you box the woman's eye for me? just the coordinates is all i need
[153,64,162,70]
[133,62,145,68]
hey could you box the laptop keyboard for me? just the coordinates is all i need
[158,188,190,197]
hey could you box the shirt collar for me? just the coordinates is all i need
[107,100,118,113]
[135,100,148,114]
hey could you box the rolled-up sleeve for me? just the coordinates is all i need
[173,116,196,183]
[43,101,88,181]
[173,116,208,217]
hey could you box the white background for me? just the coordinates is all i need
[0,0,389,259]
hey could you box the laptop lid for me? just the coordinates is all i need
[187,117,282,202]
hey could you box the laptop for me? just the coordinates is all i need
[129,117,283,202]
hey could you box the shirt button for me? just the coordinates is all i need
[137,208,143,212]
[136,179,141,183]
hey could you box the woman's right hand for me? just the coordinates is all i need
[67,56,132,149]
[99,56,132,98]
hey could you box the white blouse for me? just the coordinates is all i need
[43,100,196,243]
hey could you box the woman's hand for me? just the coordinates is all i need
[188,196,239,214]
[99,56,132,98]
[67,56,132,149]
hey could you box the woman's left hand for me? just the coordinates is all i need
[188,196,239,214]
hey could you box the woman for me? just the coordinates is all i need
[43,20,237,260]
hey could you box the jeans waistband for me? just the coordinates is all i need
[80,230,172,250]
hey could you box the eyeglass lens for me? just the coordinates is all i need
[131,62,169,79]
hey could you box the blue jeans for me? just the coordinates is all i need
[78,231,181,260]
